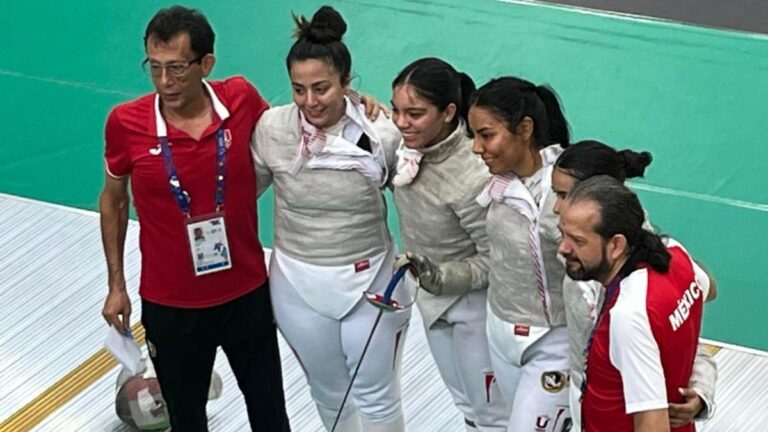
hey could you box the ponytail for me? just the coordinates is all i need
[556,140,653,182]
[620,149,653,178]
[457,72,476,128]
[623,231,671,276]
[534,85,570,148]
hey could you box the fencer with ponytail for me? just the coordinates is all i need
[287,6,351,83]
[555,140,653,182]
[392,57,476,137]
[268,6,410,431]
[470,77,571,148]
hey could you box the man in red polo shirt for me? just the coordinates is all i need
[557,176,716,432]
[100,6,290,431]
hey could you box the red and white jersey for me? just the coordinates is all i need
[582,239,710,432]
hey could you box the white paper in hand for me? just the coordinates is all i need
[104,326,142,375]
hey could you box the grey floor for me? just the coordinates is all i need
[3,194,767,431]
[0,194,462,432]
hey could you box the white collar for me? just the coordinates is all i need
[476,144,564,219]
[153,79,230,137]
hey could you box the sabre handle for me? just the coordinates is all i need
[383,266,408,305]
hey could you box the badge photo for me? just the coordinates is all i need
[186,214,233,276]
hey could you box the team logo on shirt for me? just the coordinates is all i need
[540,371,567,393]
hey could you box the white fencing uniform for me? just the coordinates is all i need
[252,101,410,431]
[478,145,571,432]
[562,276,601,430]
[270,248,410,430]
[393,122,511,431]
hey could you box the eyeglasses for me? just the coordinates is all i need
[142,54,205,78]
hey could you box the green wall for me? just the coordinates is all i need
[1,0,766,349]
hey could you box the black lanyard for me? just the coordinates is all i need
[159,128,227,217]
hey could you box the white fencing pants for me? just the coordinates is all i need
[487,308,571,432]
[568,379,582,431]
[424,289,511,431]
[270,258,411,431]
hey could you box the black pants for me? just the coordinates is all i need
[142,284,290,432]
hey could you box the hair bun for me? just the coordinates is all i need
[620,149,653,178]
[304,6,346,43]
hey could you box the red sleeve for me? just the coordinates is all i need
[104,109,131,178]
[242,77,269,128]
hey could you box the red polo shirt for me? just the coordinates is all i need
[582,240,709,431]
[105,77,268,308]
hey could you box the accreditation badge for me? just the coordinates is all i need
[186,213,232,276]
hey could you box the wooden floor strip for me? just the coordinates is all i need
[703,342,722,356]
[0,323,145,432]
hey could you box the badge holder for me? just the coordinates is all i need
[185,212,232,276]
